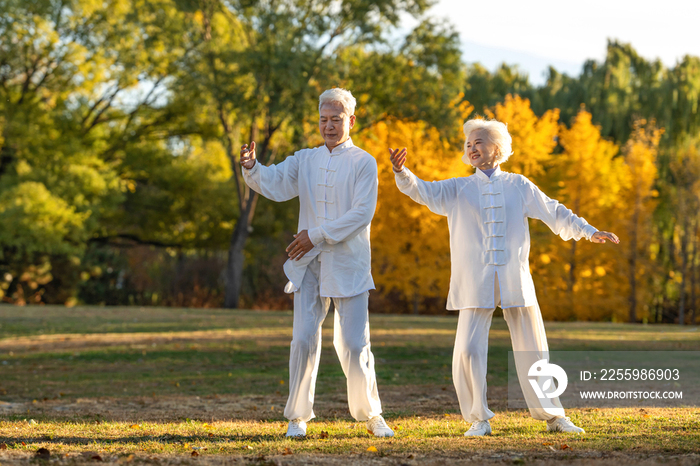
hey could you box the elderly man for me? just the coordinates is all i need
[239,88,393,438]
[389,119,619,437]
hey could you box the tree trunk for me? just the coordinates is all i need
[691,220,698,325]
[568,240,576,317]
[224,219,250,309]
[628,206,640,323]
[0,132,16,177]
[219,110,271,309]
[677,191,689,325]
[678,209,689,326]
[660,225,677,323]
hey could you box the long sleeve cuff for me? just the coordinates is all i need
[242,162,259,177]
[394,167,412,188]
[307,226,325,246]
[394,167,410,178]
[583,225,598,241]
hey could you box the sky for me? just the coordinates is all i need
[411,0,700,86]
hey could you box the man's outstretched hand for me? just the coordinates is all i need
[389,147,407,172]
[591,231,620,244]
[240,141,256,169]
[286,230,314,261]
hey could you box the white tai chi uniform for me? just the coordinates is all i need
[243,138,383,422]
[395,165,597,422]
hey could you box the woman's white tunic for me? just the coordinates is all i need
[394,166,597,309]
[243,138,377,298]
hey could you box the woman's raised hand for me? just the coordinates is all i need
[389,147,407,172]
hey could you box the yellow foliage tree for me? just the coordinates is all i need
[359,117,471,313]
[620,120,661,322]
[534,110,626,320]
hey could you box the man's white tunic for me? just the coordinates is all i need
[394,166,597,310]
[243,138,376,298]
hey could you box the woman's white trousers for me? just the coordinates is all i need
[452,275,564,422]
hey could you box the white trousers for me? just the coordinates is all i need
[284,257,383,422]
[452,275,564,422]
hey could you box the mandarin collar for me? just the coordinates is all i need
[324,137,354,156]
[475,165,502,181]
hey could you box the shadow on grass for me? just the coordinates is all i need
[0,432,284,445]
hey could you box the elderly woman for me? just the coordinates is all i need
[389,119,619,436]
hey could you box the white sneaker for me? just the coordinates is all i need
[366,415,394,437]
[285,419,307,438]
[547,416,585,434]
[464,419,492,437]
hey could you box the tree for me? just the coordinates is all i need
[665,55,700,143]
[621,120,661,323]
[0,0,127,301]
[533,40,667,143]
[336,18,466,143]
[667,138,700,324]
[533,41,700,146]
[464,64,534,117]
[0,0,235,303]
[547,110,625,320]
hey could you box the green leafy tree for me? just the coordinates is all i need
[464,63,534,116]
[666,137,700,324]
[0,0,236,303]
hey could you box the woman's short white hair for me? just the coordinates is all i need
[319,88,356,116]
[461,119,514,165]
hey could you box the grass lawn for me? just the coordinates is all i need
[0,305,699,465]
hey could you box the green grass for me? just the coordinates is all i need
[1,409,698,454]
[0,305,699,464]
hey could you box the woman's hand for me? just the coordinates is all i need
[389,147,407,173]
[590,231,620,244]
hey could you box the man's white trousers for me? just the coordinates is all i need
[284,257,383,422]
[452,275,564,422]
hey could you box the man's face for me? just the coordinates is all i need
[466,129,499,170]
[319,103,355,150]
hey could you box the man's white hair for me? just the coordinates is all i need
[461,119,514,165]
[319,88,356,116]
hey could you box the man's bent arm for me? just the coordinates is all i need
[307,159,377,246]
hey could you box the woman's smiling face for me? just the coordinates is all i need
[465,129,499,170]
